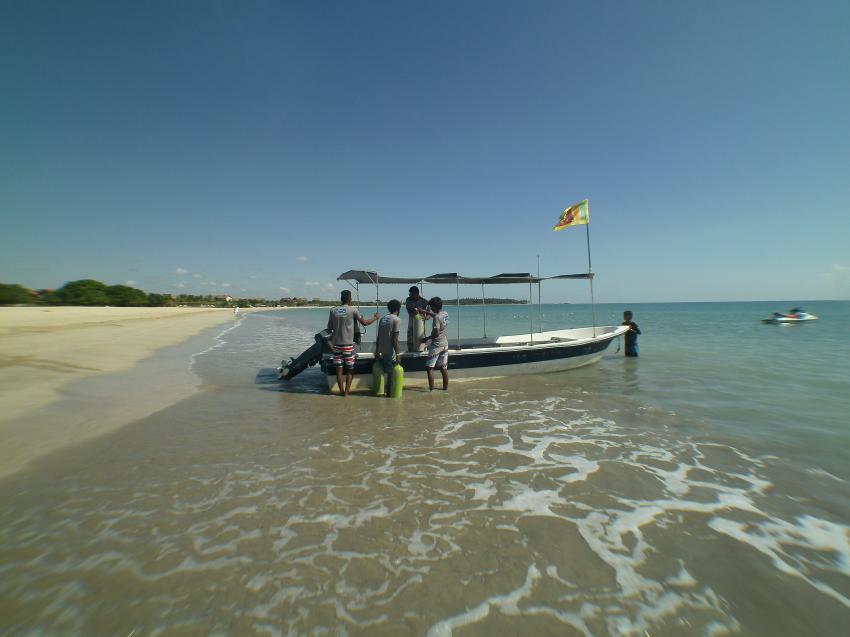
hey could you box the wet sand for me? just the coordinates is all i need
[0,306,236,478]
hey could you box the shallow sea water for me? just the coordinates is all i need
[1,302,848,636]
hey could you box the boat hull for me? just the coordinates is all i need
[321,325,628,393]
[761,316,818,324]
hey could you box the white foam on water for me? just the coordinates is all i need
[549,454,600,483]
[705,619,742,636]
[467,479,498,502]
[805,467,846,483]
[3,382,848,635]
[666,565,698,587]
[708,514,850,609]
[500,486,563,517]
[315,504,391,529]
[425,564,541,637]
[412,394,783,633]
[407,529,433,556]
[249,584,311,620]
[246,573,273,592]
[189,312,246,366]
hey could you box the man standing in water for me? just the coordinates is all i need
[328,290,379,396]
[622,310,641,357]
[374,299,403,396]
[404,286,429,352]
[419,296,450,391]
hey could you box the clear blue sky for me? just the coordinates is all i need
[2,1,849,302]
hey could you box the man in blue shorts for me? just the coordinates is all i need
[419,296,450,391]
[328,290,379,396]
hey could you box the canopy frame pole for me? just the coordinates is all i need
[538,279,542,333]
[537,254,542,334]
[375,276,380,342]
[481,282,487,338]
[456,279,460,350]
[585,222,597,337]
[354,281,361,346]
[529,278,533,345]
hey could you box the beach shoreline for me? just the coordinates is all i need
[0,306,239,478]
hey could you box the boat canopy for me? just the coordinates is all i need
[337,270,593,285]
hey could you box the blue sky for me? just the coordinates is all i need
[2,0,849,302]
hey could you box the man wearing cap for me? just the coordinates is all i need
[404,286,429,352]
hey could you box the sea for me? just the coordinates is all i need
[1,301,849,636]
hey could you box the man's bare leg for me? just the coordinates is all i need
[344,371,353,396]
[336,367,345,395]
[426,368,434,391]
[440,368,449,390]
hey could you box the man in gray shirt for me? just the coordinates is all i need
[374,299,403,395]
[419,296,450,391]
[327,289,379,396]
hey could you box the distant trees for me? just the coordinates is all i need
[105,284,149,306]
[278,296,336,306]
[0,280,173,307]
[56,279,110,306]
[280,296,309,306]
[0,283,32,305]
[36,289,61,305]
[0,278,296,307]
[146,293,172,307]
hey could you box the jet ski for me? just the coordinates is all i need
[761,308,819,324]
[279,329,333,380]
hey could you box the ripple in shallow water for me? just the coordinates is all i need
[1,390,848,635]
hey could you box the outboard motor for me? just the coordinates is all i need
[279,329,332,380]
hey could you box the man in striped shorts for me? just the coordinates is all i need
[327,289,379,396]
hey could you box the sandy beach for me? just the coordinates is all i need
[0,306,237,478]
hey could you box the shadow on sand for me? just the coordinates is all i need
[254,367,327,394]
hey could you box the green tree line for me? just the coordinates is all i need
[1,281,527,308]
[0,280,281,307]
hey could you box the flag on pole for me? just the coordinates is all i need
[552,199,589,231]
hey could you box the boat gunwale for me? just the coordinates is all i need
[322,324,629,364]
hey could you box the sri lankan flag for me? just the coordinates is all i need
[553,199,589,231]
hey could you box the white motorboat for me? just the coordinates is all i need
[761,307,819,324]
[280,270,628,393]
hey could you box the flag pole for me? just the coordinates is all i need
[585,213,597,337]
